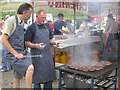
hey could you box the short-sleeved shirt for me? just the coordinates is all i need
[2,15,24,36]
[25,23,54,42]
[105,18,118,34]
[54,20,67,35]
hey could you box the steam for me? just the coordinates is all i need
[69,41,98,66]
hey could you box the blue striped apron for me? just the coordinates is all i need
[31,23,55,83]
[4,16,32,76]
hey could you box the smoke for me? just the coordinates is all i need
[69,41,98,66]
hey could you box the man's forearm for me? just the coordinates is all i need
[1,35,18,56]
[25,41,39,49]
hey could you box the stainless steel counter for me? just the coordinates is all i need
[56,36,101,48]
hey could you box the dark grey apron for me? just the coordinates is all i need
[4,16,32,76]
[31,23,55,83]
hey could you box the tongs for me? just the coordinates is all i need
[25,55,43,58]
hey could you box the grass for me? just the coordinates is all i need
[34,6,86,20]
[0,2,23,19]
[33,1,87,20]
[0,2,87,20]
[0,2,22,11]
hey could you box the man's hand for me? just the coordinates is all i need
[36,43,46,49]
[52,42,59,47]
[50,39,59,47]
[14,53,25,59]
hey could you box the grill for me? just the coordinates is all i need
[55,35,118,89]
[55,61,118,89]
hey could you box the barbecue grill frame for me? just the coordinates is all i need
[55,61,118,90]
